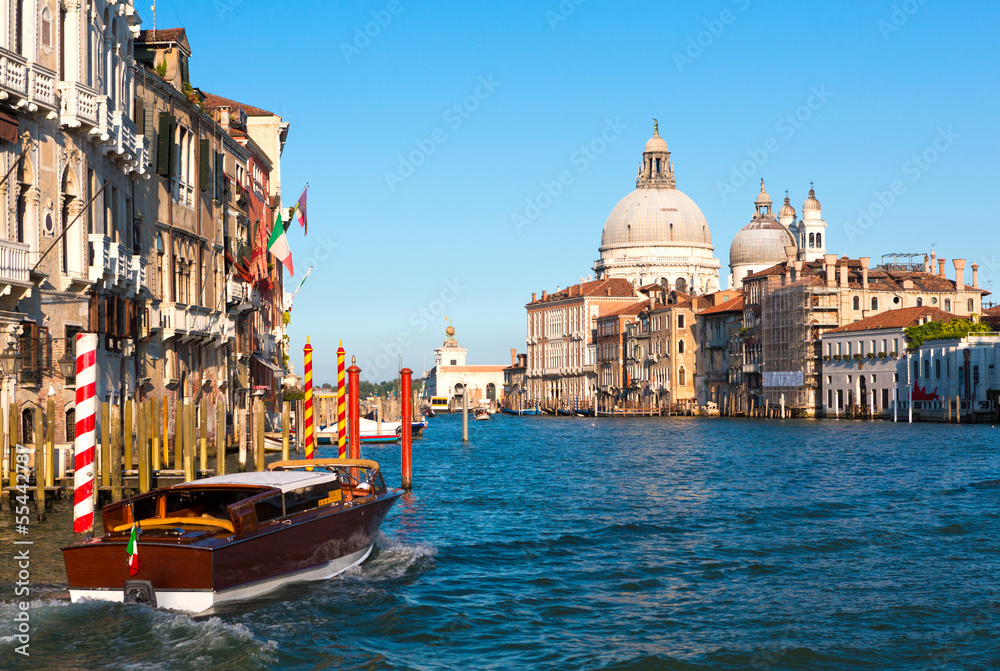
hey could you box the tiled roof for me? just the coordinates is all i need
[697,295,744,316]
[744,259,989,294]
[530,278,639,304]
[202,92,276,117]
[825,306,953,334]
[137,28,188,44]
[602,301,648,319]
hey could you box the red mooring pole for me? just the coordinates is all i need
[347,358,361,460]
[400,368,413,490]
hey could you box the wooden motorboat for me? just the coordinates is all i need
[62,458,401,614]
[474,408,491,421]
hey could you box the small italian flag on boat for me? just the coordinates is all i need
[126,524,140,576]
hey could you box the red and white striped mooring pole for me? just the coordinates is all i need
[73,333,98,537]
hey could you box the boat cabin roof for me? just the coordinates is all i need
[173,470,341,494]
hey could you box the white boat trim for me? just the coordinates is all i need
[68,544,373,614]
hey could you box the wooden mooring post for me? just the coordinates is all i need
[184,402,195,482]
[216,401,226,476]
[282,400,290,462]
[124,399,134,472]
[34,411,44,520]
[175,399,184,472]
[255,399,265,472]
[8,403,17,490]
[110,404,122,503]
[100,402,110,490]
[199,401,208,473]
[151,399,160,472]
[137,400,151,494]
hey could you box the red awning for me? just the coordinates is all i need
[0,112,18,144]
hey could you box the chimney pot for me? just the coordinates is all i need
[860,257,870,290]
[938,259,946,277]
[923,255,930,273]
[532,292,537,302]
[824,253,837,288]
[953,259,966,292]
[510,349,517,366]
[839,263,848,289]
[542,290,547,299]
[972,263,979,289]
[784,246,798,264]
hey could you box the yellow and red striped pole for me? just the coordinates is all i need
[337,341,346,458]
[303,337,314,459]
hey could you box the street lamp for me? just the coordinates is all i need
[57,351,76,379]
[0,344,23,377]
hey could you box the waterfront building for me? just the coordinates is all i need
[501,349,528,410]
[695,294,744,411]
[595,300,646,411]
[525,278,640,410]
[820,307,1000,420]
[640,289,709,410]
[742,252,988,416]
[422,327,504,410]
[593,122,721,293]
[0,8,290,448]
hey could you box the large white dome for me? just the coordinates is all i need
[599,187,713,252]
[729,219,796,267]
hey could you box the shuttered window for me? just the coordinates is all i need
[199,138,210,191]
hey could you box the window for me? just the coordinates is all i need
[935,359,941,378]
[916,297,923,307]
[968,299,975,312]
[816,232,822,248]
[944,299,951,312]
[853,296,860,311]
[871,297,879,311]
[677,314,685,329]
[41,8,52,50]
[65,408,76,442]
[923,360,930,378]
[678,339,685,354]
[678,367,686,386]
[809,232,815,248]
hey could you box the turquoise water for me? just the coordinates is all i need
[2,415,1000,670]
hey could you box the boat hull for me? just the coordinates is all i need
[63,490,400,614]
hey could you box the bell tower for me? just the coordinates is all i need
[636,119,676,189]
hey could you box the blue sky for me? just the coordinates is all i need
[159,0,999,383]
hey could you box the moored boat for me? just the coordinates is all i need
[474,408,491,420]
[62,458,401,614]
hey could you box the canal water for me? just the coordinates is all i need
[2,415,1000,670]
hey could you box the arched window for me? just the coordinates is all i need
[816,232,822,248]
[21,407,34,444]
[486,383,496,400]
[65,408,76,442]
[916,297,923,307]
[678,339,685,354]
[871,297,879,311]
[968,298,975,312]
[944,299,952,312]
[923,360,930,378]
[809,232,815,248]
[853,296,860,311]
[679,367,686,386]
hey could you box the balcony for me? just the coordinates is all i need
[108,243,134,291]
[226,276,260,313]
[0,238,30,285]
[135,255,148,294]
[88,234,111,283]
[158,302,225,342]
[59,83,101,129]
[28,64,57,112]
[254,333,277,355]
[0,50,28,100]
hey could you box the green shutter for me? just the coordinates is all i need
[199,139,210,191]
[134,96,144,129]
[214,151,225,201]
[156,112,170,176]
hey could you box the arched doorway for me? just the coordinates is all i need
[486,383,496,401]
[858,375,868,410]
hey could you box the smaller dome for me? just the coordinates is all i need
[803,185,821,212]
[779,193,796,219]
[730,219,797,267]
[755,179,772,206]
[644,133,669,153]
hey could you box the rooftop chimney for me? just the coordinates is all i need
[923,254,930,273]
[839,263,848,289]
[860,257,870,290]
[824,254,837,288]
[531,292,537,302]
[953,259,966,291]
[938,259,946,277]
[793,260,803,283]
[972,263,979,289]
[930,250,937,274]
[510,349,517,366]
[542,290,547,299]
[784,245,797,265]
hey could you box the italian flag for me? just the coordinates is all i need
[127,524,140,576]
[267,210,294,276]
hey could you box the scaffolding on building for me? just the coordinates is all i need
[760,275,840,414]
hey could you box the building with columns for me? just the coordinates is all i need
[594,122,721,294]
[422,327,504,410]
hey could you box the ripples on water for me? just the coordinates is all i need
[2,416,1000,670]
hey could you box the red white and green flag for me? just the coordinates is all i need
[126,524,140,576]
[295,185,308,235]
[267,210,294,276]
